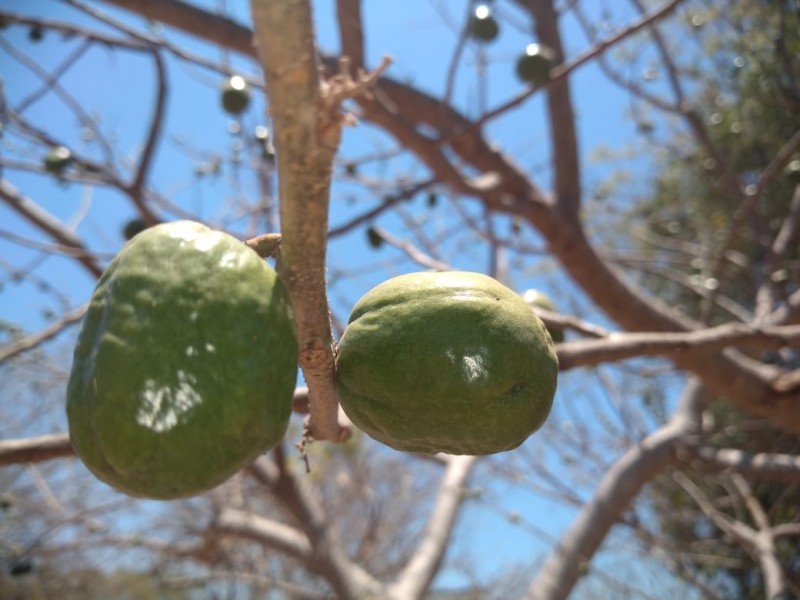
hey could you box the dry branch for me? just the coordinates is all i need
[249,0,377,443]
[0,179,103,278]
[389,455,477,599]
[0,433,73,466]
[682,446,800,483]
[556,323,800,370]
[525,378,705,600]
[248,0,338,441]
[0,303,87,364]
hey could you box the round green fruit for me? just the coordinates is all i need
[44,146,72,175]
[67,221,298,499]
[522,289,564,343]
[122,217,149,241]
[221,75,251,115]
[516,43,556,85]
[468,5,500,43]
[336,271,558,455]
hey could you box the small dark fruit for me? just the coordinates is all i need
[366,226,383,249]
[122,218,149,241]
[221,75,251,115]
[44,146,72,175]
[468,5,499,43]
[29,25,44,42]
[516,44,557,85]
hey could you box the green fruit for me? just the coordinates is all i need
[516,44,556,85]
[44,146,72,175]
[336,271,558,455]
[785,159,800,185]
[366,226,383,249]
[67,221,298,499]
[468,5,500,43]
[221,75,251,115]
[522,289,564,343]
[122,218,149,241]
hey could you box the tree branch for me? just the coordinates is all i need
[214,507,313,563]
[525,378,705,600]
[248,451,383,599]
[682,446,800,484]
[389,455,477,599]
[514,0,581,215]
[0,303,87,364]
[556,323,800,370]
[0,433,73,467]
[674,471,789,599]
[127,48,167,225]
[250,0,349,443]
[0,179,103,279]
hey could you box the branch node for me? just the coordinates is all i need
[244,233,281,258]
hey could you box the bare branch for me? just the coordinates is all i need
[557,323,800,370]
[214,508,313,563]
[672,471,756,547]
[772,523,800,539]
[525,378,704,600]
[94,0,255,56]
[250,0,349,443]
[0,179,103,278]
[0,433,73,467]
[682,446,800,484]
[127,49,167,225]
[335,0,364,70]
[0,303,87,364]
[675,472,789,598]
[248,451,383,598]
[389,455,477,599]
[374,226,453,272]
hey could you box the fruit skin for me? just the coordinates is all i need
[221,75,251,115]
[522,289,564,343]
[67,221,298,499]
[516,44,557,85]
[336,271,558,455]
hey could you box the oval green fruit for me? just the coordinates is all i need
[522,289,564,343]
[67,221,298,499]
[336,271,558,455]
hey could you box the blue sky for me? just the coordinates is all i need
[1,1,690,595]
